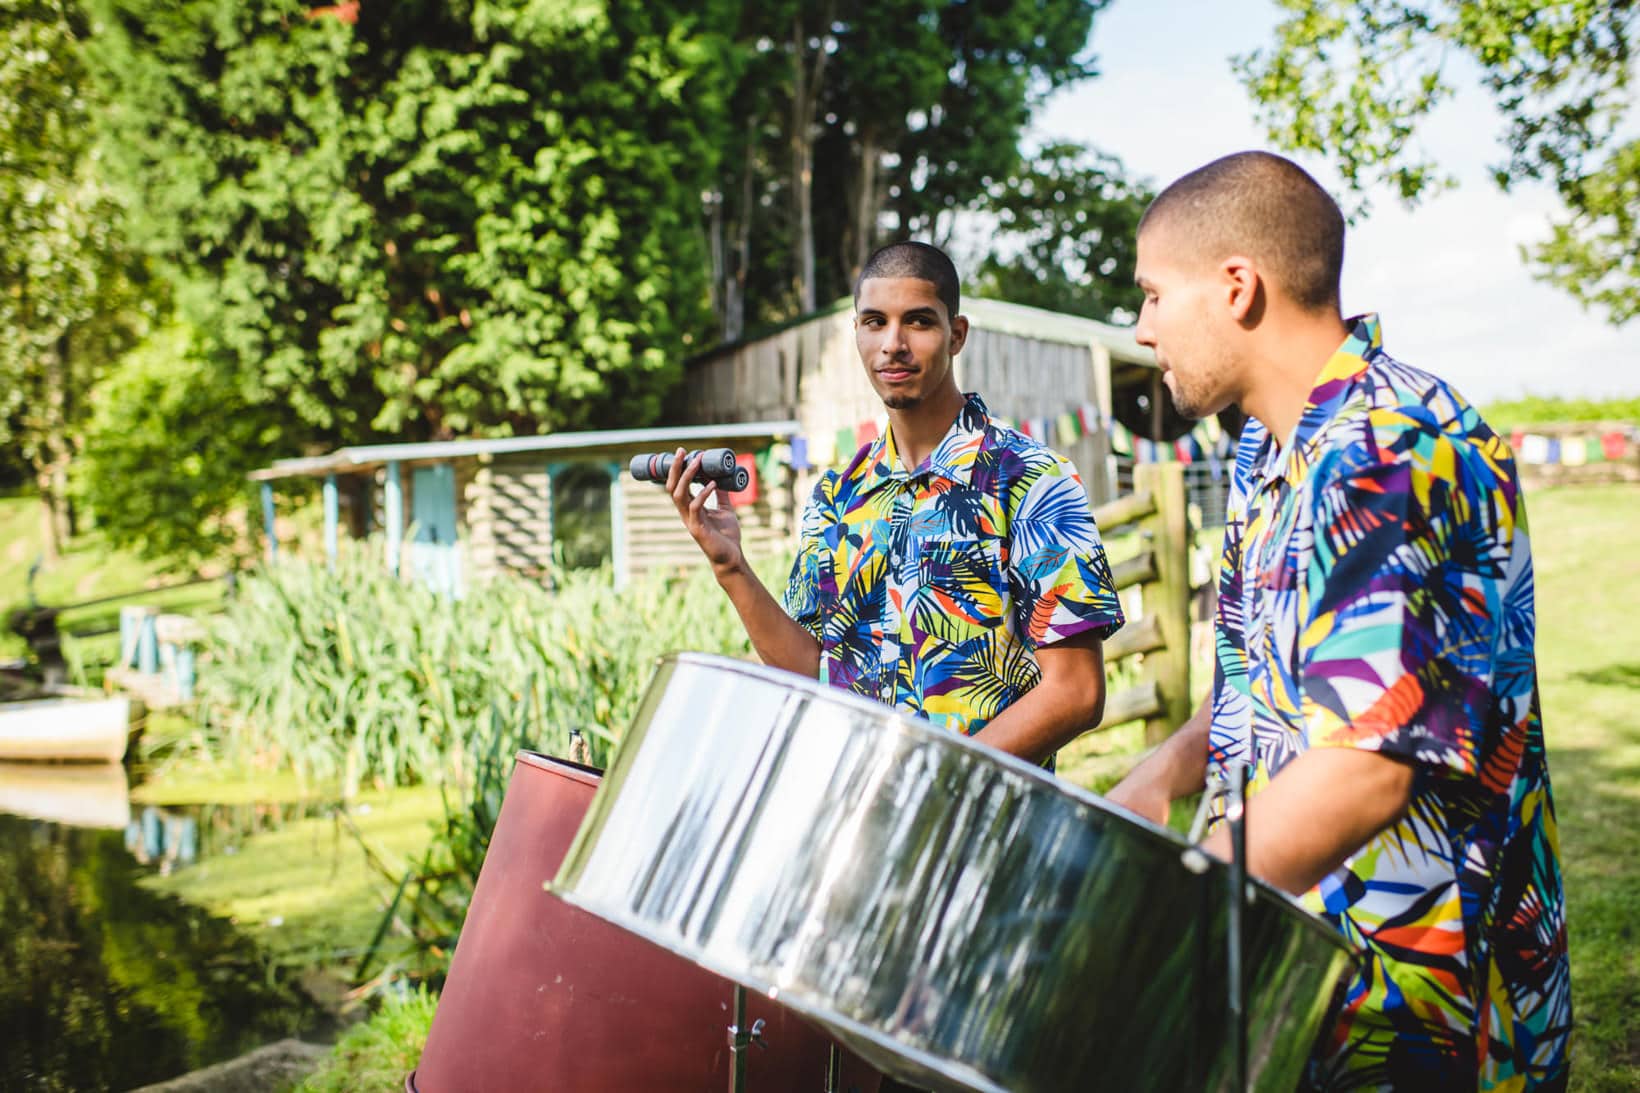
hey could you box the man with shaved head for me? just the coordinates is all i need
[1108,152,1571,1090]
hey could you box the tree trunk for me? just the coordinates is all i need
[789,8,832,316]
[726,117,756,343]
[851,129,880,278]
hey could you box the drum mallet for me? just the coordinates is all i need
[630,448,751,492]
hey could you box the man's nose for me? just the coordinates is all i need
[1134,309,1155,349]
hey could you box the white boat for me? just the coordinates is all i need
[0,692,134,763]
[0,760,132,828]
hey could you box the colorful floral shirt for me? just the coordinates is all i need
[784,394,1124,758]
[1210,315,1571,1090]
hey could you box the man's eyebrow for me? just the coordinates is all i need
[903,306,941,320]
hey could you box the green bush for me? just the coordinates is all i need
[199,554,765,794]
[295,986,437,1093]
[1481,395,1640,432]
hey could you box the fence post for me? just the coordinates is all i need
[384,460,404,576]
[1136,462,1192,745]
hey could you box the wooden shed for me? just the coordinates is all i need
[248,421,800,592]
[674,297,1160,508]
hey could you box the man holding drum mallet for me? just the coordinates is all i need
[1107,152,1571,1091]
[662,241,1126,770]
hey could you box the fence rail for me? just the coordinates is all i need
[1089,462,1192,744]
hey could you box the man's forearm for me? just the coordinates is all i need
[715,561,821,679]
[1200,747,1414,894]
[1136,698,1212,797]
[972,676,1103,764]
[973,636,1106,764]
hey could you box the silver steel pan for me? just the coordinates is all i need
[552,654,1354,1093]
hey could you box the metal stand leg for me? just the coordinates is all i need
[1227,764,1250,1093]
[727,983,766,1093]
[825,1042,841,1093]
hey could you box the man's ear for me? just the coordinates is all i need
[949,314,970,355]
[1221,255,1261,323]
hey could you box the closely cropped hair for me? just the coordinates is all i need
[1140,151,1345,312]
[856,241,961,319]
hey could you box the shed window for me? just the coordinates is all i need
[550,463,614,571]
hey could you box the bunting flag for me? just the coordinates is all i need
[1584,437,1605,464]
[788,436,811,470]
[1109,420,1133,457]
[810,430,837,468]
[835,425,857,461]
[856,419,880,447]
[1545,438,1562,464]
[1076,403,1101,433]
[1056,411,1081,448]
[1602,431,1628,461]
[1510,429,1526,453]
[1174,438,1193,464]
[728,452,760,506]
[1561,439,1588,467]
[755,445,781,488]
[1519,435,1551,465]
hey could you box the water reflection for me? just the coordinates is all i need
[124,800,336,878]
[0,811,328,1091]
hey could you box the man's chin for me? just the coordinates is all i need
[881,393,920,410]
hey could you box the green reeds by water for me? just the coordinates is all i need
[199,555,762,794]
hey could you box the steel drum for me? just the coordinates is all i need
[409,750,883,1092]
[553,654,1355,1093]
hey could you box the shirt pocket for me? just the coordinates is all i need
[914,538,1008,643]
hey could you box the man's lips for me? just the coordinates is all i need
[877,367,917,382]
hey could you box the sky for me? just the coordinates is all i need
[1028,0,1639,404]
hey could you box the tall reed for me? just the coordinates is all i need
[199,555,759,793]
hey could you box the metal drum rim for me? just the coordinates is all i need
[650,652,1349,957]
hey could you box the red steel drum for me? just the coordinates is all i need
[408,750,883,1092]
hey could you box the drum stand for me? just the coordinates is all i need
[726,983,844,1093]
[1185,763,1252,1093]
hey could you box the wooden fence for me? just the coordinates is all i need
[1088,462,1192,745]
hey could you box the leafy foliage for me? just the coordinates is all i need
[1237,0,1638,324]
[1480,395,1640,432]
[86,0,734,441]
[295,984,436,1093]
[0,0,158,554]
[974,142,1152,324]
[77,325,280,564]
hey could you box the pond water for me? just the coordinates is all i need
[0,777,334,1091]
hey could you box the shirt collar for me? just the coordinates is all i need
[1251,313,1382,484]
[860,392,991,495]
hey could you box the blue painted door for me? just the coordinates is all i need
[411,464,462,596]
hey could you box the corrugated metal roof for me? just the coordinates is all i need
[249,419,802,481]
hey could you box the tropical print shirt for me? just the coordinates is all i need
[1209,315,1571,1091]
[783,394,1124,758]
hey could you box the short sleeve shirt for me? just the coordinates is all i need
[783,394,1124,755]
[1210,315,1571,1090]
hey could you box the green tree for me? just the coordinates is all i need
[1238,0,1637,324]
[974,142,1152,323]
[86,0,736,443]
[77,325,279,564]
[709,0,1113,334]
[0,0,155,561]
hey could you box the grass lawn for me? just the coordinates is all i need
[1062,483,1640,1089]
[1528,485,1640,1091]
[0,494,226,675]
